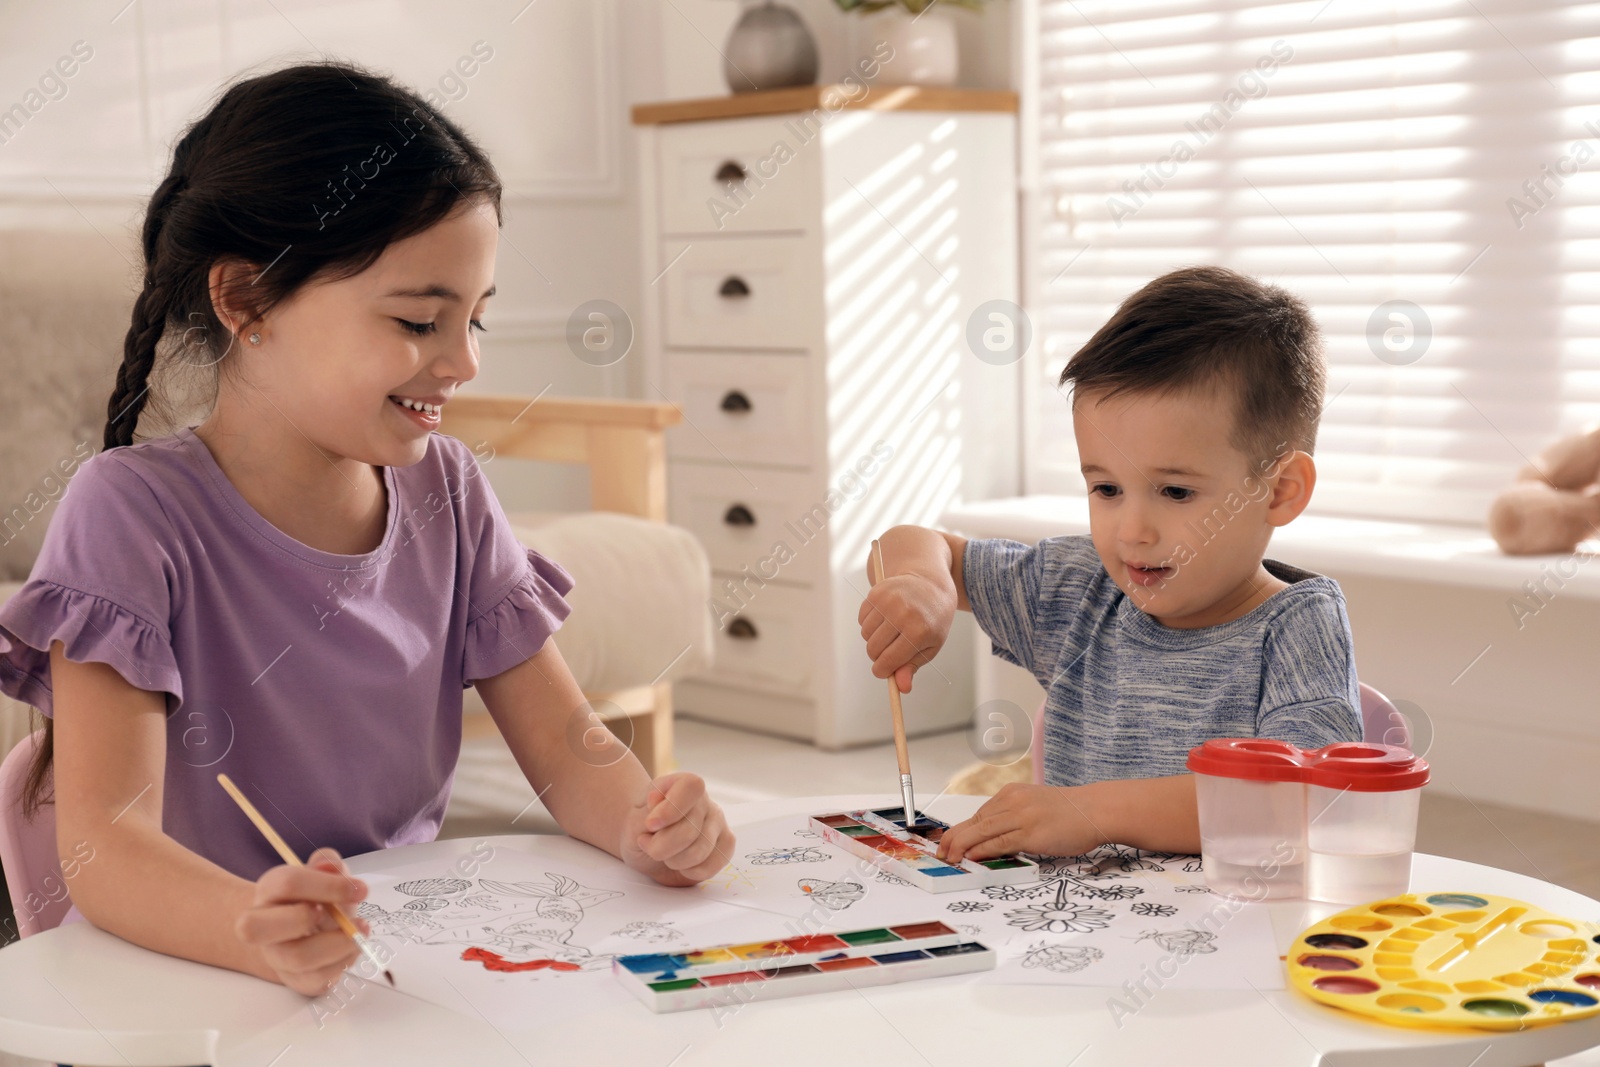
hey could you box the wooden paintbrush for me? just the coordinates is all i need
[869,539,918,828]
[216,773,395,987]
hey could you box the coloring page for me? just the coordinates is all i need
[951,846,1285,991]
[704,816,1284,992]
[354,849,775,1031]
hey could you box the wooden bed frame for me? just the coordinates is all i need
[438,394,682,776]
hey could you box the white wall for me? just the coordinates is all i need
[1335,573,1600,818]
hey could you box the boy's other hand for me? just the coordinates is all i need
[622,771,736,887]
[858,571,955,694]
[936,784,1110,864]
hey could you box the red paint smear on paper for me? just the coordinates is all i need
[461,947,583,973]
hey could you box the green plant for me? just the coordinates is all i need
[834,0,989,12]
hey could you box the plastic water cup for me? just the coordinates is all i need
[1305,743,1429,905]
[1188,739,1309,900]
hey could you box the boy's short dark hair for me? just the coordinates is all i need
[1059,265,1325,465]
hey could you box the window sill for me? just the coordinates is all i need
[940,496,1600,603]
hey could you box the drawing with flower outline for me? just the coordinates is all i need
[1129,901,1178,918]
[947,899,993,913]
[1005,880,1114,934]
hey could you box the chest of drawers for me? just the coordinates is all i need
[633,87,1019,748]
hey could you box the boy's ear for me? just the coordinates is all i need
[1265,450,1316,527]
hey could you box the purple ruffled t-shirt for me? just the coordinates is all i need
[0,426,573,881]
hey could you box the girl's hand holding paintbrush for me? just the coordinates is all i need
[235,846,375,997]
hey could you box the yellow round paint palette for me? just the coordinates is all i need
[1287,892,1600,1031]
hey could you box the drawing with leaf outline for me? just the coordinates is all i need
[746,845,830,865]
[612,920,681,943]
[1021,942,1104,974]
[797,878,864,910]
[1135,928,1218,956]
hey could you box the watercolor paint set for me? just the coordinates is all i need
[612,921,995,1012]
[808,808,1039,894]
[1287,891,1600,1031]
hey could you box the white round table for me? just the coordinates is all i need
[0,793,1596,1066]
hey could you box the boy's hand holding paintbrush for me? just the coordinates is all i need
[858,530,965,695]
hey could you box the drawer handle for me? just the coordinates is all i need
[719,276,751,298]
[727,617,759,640]
[723,504,756,527]
[719,390,753,414]
[715,160,748,185]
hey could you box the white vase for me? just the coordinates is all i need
[874,8,960,87]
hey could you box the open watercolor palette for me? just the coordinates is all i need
[808,808,1039,894]
[612,921,995,1012]
[1287,891,1600,1031]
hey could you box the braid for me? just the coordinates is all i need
[104,172,184,451]
[103,277,170,450]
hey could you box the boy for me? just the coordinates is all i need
[859,266,1361,862]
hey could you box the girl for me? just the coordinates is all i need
[0,61,733,997]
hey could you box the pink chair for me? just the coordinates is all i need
[1359,682,1411,751]
[0,730,77,938]
[1027,682,1410,785]
[1030,703,1046,785]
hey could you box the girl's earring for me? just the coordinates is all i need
[248,333,262,345]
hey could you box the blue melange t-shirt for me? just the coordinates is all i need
[963,534,1362,787]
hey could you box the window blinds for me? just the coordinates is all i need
[1025,0,1600,525]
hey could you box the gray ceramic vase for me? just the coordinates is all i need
[724,2,820,94]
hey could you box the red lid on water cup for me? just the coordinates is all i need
[1185,738,1310,782]
[1306,742,1430,792]
[1186,738,1428,791]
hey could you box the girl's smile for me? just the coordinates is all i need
[388,393,449,430]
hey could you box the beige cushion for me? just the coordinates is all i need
[505,511,713,694]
